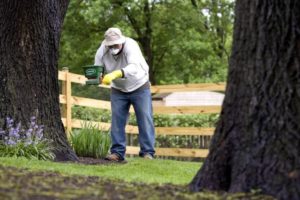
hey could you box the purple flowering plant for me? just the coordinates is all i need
[0,116,55,160]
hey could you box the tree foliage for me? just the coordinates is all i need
[59,0,234,85]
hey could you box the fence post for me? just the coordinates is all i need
[62,67,72,137]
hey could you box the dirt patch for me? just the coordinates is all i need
[78,157,127,165]
[57,157,127,165]
[64,157,125,165]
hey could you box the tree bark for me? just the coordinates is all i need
[0,0,78,161]
[122,0,155,84]
[140,0,154,84]
[190,1,300,199]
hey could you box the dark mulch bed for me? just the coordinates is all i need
[76,157,127,165]
[57,157,127,165]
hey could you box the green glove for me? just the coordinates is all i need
[102,70,123,85]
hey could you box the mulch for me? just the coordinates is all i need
[60,156,127,165]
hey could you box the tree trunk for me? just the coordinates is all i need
[124,0,155,84]
[0,0,78,161]
[140,0,154,85]
[190,1,300,199]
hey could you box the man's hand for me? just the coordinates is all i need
[102,70,123,85]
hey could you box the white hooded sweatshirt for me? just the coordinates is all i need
[94,37,149,92]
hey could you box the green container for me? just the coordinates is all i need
[83,65,104,85]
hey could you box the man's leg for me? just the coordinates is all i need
[131,88,155,157]
[110,92,130,160]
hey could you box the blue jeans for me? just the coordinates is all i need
[110,88,155,160]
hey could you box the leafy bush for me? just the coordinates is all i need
[0,117,55,160]
[70,121,111,158]
[153,114,219,127]
[72,106,111,122]
[72,106,219,127]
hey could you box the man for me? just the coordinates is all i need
[94,27,155,161]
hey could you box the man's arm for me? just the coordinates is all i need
[94,44,104,66]
[122,39,147,77]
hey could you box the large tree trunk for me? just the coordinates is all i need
[139,0,155,85]
[0,1,78,161]
[121,0,155,84]
[190,1,300,199]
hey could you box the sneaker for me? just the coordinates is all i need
[105,153,123,162]
[143,153,154,160]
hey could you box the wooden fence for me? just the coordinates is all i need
[59,68,225,158]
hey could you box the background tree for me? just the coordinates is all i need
[59,0,234,85]
[190,0,300,199]
[0,1,77,161]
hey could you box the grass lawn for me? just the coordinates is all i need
[0,157,200,185]
[0,157,276,199]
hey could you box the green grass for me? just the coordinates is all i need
[0,157,201,185]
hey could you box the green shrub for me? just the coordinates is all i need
[70,121,111,158]
[72,106,111,122]
[0,117,55,160]
[71,106,219,127]
[153,113,219,127]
